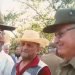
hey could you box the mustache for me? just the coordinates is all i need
[21,49,29,52]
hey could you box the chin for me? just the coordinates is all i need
[22,54,28,58]
[56,50,63,58]
[22,56,33,61]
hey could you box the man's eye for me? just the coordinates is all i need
[21,42,25,46]
[55,32,64,38]
[27,44,32,47]
[58,32,64,37]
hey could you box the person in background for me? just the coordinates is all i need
[11,46,22,63]
[41,43,63,75]
[0,12,15,75]
[15,30,51,75]
[1,43,10,54]
[43,8,75,75]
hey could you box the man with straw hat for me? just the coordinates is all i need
[43,8,75,75]
[0,12,15,75]
[16,30,51,75]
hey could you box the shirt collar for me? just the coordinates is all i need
[16,56,40,75]
[60,57,75,69]
[28,55,39,67]
[69,57,75,68]
[16,55,39,70]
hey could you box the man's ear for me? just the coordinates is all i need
[38,46,43,52]
[37,46,43,56]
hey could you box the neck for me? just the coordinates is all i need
[19,59,31,71]
[22,55,37,62]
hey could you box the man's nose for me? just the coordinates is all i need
[22,44,28,49]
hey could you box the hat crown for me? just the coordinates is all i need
[22,30,40,39]
[19,30,49,47]
[0,12,4,24]
[55,9,75,24]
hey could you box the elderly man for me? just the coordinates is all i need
[16,30,51,75]
[1,43,10,54]
[0,13,15,75]
[43,8,75,75]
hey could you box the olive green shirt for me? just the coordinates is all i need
[56,57,75,75]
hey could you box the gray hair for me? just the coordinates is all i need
[2,43,10,50]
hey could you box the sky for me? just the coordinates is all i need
[0,0,50,15]
[0,0,21,15]
[1,0,13,13]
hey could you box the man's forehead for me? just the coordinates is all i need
[55,24,75,32]
[20,41,39,45]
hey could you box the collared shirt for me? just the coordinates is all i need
[11,54,22,63]
[56,57,75,75]
[16,56,51,75]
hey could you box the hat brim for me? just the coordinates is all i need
[17,38,49,48]
[0,24,15,31]
[43,22,75,33]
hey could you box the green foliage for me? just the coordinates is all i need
[38,46,49,55]
[63,0,74,4]
[4,13,17,21]
[31,23,42,31]
[10,38,18,53]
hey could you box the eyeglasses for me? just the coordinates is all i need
[55,27,75,38]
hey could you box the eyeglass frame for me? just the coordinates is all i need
[55,27,75,38]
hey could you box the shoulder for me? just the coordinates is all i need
[38,66,51,75]
[38,60,47,67]
[37,60,51,75]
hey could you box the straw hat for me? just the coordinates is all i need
[18,30,49,47]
